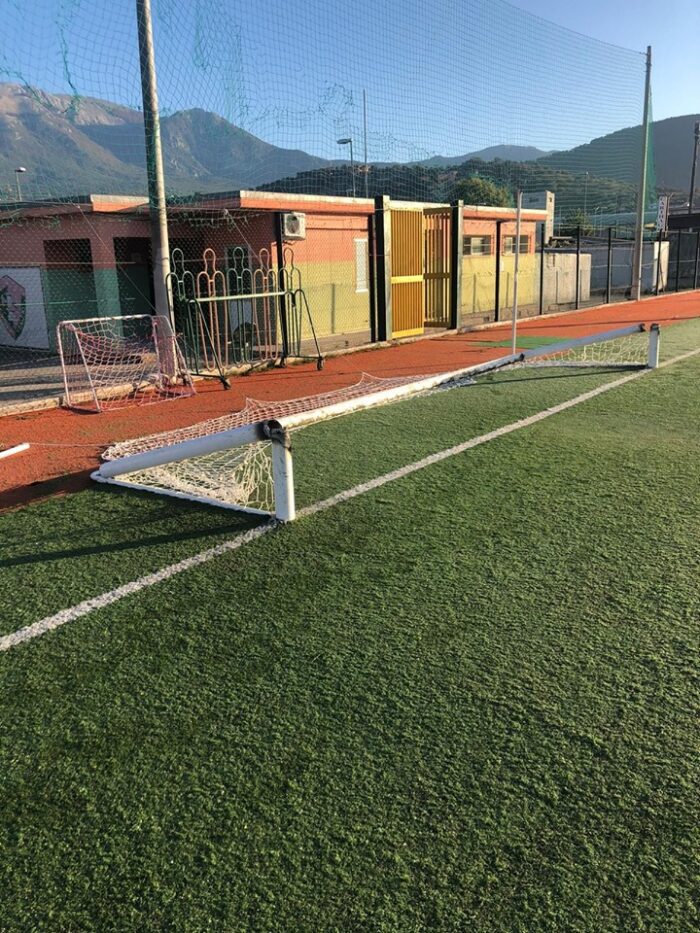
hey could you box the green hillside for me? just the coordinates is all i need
[261,159,640,218]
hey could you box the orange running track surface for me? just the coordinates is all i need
[2,291,699,511]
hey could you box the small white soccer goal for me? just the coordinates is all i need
[92,323,659,521]
[57,314,195,412]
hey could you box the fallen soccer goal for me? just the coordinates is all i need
[57,314,195,412]
[93,323,659,520]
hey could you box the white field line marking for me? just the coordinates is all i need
[3,346,699,654]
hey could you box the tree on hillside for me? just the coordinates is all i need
[563,209,593,234]
[453,176,512,207]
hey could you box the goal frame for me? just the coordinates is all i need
[57,313,194,412]
[92,323,659,521]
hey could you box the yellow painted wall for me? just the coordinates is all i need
[461,254,540,316]
[461,255,496,315]
[294,259,370,339]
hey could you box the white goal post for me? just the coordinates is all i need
[57,313,195,412]
[92,323,660,521]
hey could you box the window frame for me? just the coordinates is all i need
[462,234,493,257]
[354,237,369,293]
[503,234,529,256]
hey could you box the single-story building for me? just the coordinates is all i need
[0,190,558,364]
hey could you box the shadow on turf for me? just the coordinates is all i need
[470,365,633,388]
[0,487,258,567]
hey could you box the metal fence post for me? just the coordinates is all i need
[694,230,700,290]
[374,195,392,340]
[675,232,681,292]
[539,222,545,315]
[494,221,502,322]
[655,229,663,295]
[606,226,613,303]
[575,225,581,310]
[273,212,290,362]
[368,213,378,343]
[449,200,464,329]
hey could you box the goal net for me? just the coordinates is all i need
[58,314,195,412]
[93,323,658,519]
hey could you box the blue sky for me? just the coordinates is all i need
[511,0,700,121]
[2,0,697,162]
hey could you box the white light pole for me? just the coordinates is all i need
[511,190,522,355]
[14,167,26,201]
[337,137,356,197]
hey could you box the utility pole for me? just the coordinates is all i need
[136,0,172,325]
[631,46,652,302]
[689,120,700,214]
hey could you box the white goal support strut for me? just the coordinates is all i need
[92,322,659,522]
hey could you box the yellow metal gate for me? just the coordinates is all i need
[390,208,424,338]
[423,208,451,327]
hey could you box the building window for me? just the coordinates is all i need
[354,238,369,293]
[43,238,93,270]
[503,235,529,255]
[463,235,492,256]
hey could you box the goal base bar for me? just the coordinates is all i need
[91,470,274,518]
[92,322,658,522]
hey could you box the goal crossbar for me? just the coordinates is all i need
[92,322,658,521]
[94,350,518,478]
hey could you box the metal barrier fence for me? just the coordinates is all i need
[168,245,323,379]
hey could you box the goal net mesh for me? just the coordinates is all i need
[520,329,649,368]
[98,325,652,515]
[58,315,195,411]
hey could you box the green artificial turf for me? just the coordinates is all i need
[1,318,700,930]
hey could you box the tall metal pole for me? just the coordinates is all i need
[15,167,27,201]
[689,120,700,214]
[631,45,652,302]
[511,190,522,354]
[136,0,172,324]
[363,89,369,199]
[494,221,502,322]
[538,222,545,315]
[349,139,356,198]
[575,224,581,310]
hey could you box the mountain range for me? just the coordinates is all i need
[0,83,697,202]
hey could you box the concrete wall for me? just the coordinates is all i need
[586,241,667,295]
[459,229,592,323]
[542,252,591,310]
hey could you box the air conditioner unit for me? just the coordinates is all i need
[282,212,306,240]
